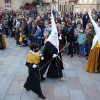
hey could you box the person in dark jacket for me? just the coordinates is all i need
[83,12,89,29]
[67,23,74,57]
[28,18,33,42]
[35,24,42,50]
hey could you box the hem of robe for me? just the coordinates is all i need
[86,41,100,73]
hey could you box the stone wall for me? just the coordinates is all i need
[0,0,33,10]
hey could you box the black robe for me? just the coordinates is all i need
[40,41,64,78]
[24,63,43,95]
[97,51,100,73]
[0,32,3,49]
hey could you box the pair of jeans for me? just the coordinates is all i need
[36,38,41,50]
[79,44,84,56]
[85,44,89,56]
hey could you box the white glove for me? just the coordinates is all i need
[32,64,37,68]
[53,54,58,58]
[41,57,44,60]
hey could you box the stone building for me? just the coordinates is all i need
[43,0,100,13]
[75,0,100,13]
[0,0,33,10]
[0,0,100,13]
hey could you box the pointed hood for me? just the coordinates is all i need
[47,11,59,52]
[89,14,100,49]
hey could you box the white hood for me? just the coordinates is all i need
[47,11,59,52]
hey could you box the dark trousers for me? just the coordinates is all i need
[74,42,79,54]
[36,38,41,50]
[5,28,9,36]
[85,44,89,56]
[24,67,42,95]
[0,34,3,49]
[68,42,73,56]
[16,31,20,45]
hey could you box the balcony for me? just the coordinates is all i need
[43,0,51,4]
[68,0,77,2]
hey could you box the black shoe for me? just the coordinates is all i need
[86,57,88,60]
[39,94,46,99]
[41,77,46,81]
[71,55,73,57]
[84,54,88,57]
[23,85,30,91]
[74,52,76,54]
[67,53,70,55]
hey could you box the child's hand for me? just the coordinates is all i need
[32,64,37,68]
[41,57,44,60]
[40,54,43,57]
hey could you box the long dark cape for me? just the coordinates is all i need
[40,41,64,78]
[24,63,42,95]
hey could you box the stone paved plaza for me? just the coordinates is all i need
[0,38,100,100]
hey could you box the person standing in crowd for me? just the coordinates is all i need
[74,24,81,54]
[35,24,42,50]
[28,17,33,42]
[77,28,86,58]
[15,18,21,45]
[83,12,89,29]
[85,23,95,58]
[67,23,74,57]
[85,23,92,57]
[3,17,9,37]
[30,22,35,43]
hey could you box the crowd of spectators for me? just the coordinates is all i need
[0,9,100,59]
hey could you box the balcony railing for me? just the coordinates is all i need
[43,0,51,3]
[68,0,77,2]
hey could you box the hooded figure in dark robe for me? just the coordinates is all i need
[40,11,65,80]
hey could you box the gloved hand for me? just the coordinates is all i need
[53,54,58,58]
[41,57,44,60]
[32,64,37,68]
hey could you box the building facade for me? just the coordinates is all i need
[43,0,100,13]
[75,0,100,13]
[0,0,33,10]
[0,0,100,12]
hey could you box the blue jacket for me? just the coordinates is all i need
[35,27,42,38]
[77,33,86,45]
[28,22,32,33]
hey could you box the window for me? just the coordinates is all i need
[80,0,82,3]
[84,0,87,3]
[5,0,11,7]
[89,8,92,13]
[84,8,86,12]
[60,5,61,11]
[89,0,92,3]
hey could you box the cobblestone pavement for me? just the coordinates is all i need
[0,38,100,100]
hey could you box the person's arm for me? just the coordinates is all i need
[83,34,86,44]
[77,35,79,44]
[35,29,40,37]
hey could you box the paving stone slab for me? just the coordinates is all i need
[4,95,21,100]
[66,78,82,90]
[54,96,70,100]
[7,81,24,95]
[69,90,86,100]
[53,81,69,96]
[64,69,77,78]
[82,85,100,99]
[38,85,53,100]
[21,89,37,100]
